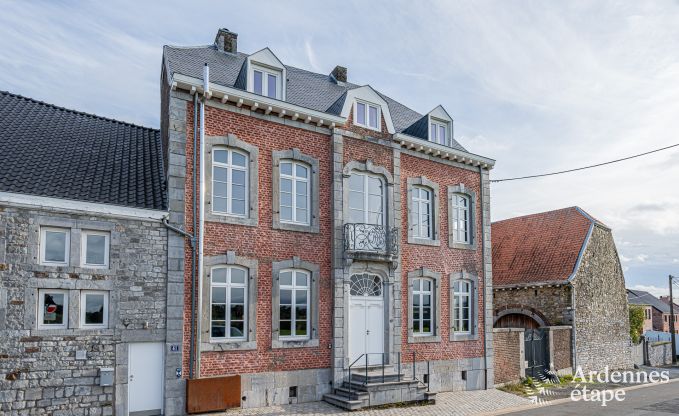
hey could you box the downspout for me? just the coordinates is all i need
[570,283,577,371]
[196,63,209,378]
[479,165,489,389]
[189,92,198,378]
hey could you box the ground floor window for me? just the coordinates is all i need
[210,266,248,340]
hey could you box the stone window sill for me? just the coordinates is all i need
[32,329,114,337]
[272,221,320,234]
[450,333,478,342]
[205,212,258,227]
[272,338,320,349]
[449,242,477,251]
[407,237,441,247]
[201,340,257,351]
[408,334,441,343]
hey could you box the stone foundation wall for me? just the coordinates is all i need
[646,342,673,367]
[240,368,332,408]
[492,328,523,385]
[402,357,488,392]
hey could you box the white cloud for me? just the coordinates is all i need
[629,284,668,298]
[636,254,650,263]
[620,254,631,263]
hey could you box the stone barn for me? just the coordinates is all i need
[492,207,632,372]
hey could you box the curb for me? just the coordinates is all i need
[480,377,679,415]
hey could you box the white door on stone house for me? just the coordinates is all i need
[349,274,385,366]
[128,342,164,415]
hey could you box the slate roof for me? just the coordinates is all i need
[491,207,602,286]
[0,91,167,211]
[627,289,671,313]
[163,44,467,152]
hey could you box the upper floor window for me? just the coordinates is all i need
[412,186,433,239]
[210,266,248,340]
[451,194,471,244]
[81,230,110,268]
[212,148,248,217]
[40,227,70,266]
[280,161,310,225]
[412,278,433,336]
[430,119,449,146]
[252,65,281,99]
[348,172,385,225]
[452,280,472,334]
[354,100,380,131]
[278,269,310,340]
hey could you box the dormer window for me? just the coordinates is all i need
[252,65,281,99]
[354,100,380,131]
[430,119,449,146]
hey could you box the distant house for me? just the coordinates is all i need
[492,207,632,372]
[659,296,679,334]
[627,289,668,332]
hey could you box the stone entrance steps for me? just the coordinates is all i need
[322,369,436,411]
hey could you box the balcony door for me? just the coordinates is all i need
[349,172,385,226]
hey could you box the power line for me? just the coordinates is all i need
[491,142,679,183]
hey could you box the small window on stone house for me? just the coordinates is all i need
[38,289,69,330]
[40,227,70,266]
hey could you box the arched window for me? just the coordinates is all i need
[210,266,248,340]
[452,279,472,334]
[279,161,310,225]
[278,269,310,339]
[412,278,433,335]
[212,148,248,216]
[348,172,385,225]
[451,193,470,244]
[412,186,433,239]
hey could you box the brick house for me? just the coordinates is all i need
[627,289,669,332]
[659,296,679,334]
[0,91,182,415]
[492,207,633,372]
[161,28,495,411]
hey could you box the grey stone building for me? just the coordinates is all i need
[0,91,183,415]
[492,206,633,372]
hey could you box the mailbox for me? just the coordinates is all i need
[99,367,114,387]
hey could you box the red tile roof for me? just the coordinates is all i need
[492,207,600,287]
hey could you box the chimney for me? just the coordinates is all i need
[215,28,238,54]
[331,65,347,83]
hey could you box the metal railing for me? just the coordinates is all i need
[344,223,399,257]
[347,352,430,397]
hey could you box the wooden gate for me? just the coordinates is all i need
[524,328,549,378]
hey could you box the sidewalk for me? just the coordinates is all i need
[215,389,530,416]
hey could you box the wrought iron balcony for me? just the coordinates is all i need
[344,223,399,259]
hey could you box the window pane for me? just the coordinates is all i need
[232,199,245,215]
[349,191,363,210]
[296,194,307,210]
[413,320,420,333]
[295,290,307,306]
[214,166,228,183]
[42,293,65,324]
[211,322,226,338]
[368,195,382,212]
[267,74,277,98]
[295,273,308,286]
[231,304,244,320]
[296,305,307,320]
[232,184,246,201]
[45,231,66,262]
[280,320,291,336]
[295,164,308,178]
[212,268,227,283]
[413,279,420,291]
[349,174,364,192]
[281,162,293,176]
[356,102,366,125]
[213,197,227,213]
[85,234,106,265]
[280,191,293,207]
[280,271,292,286]
[281,178,293,194]
[231,288,245,304]
[231,170,246,186]
[211,287,226,304]
[254,70,263,94]
[439,125,446,144]
[214,149,228,164]
[295,320,307,336]
[280,289,292,305]
[296,180,308,196]
[281,206,293,221]
[280,305,291,320]
[423,306,431,320]
[368,105,378,128]
[211,304,226,321]
[213,178,227,198]
[422,320,431,333]
[84,294,105,325]
[423,280,431,291]
[230,321,244,337]
[368,177,382,194]
[430,123,437,140]
[423,295,431,307]
[232,152,247,167]
[231,268,246,284]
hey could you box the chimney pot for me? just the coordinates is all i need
[331,65,347,83]
[215,28,238,54]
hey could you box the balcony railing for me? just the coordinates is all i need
[344,223,399,258]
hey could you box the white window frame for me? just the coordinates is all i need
[348,172,386,225]
[210,266,248,341]
[212,148,249,217]
[79,290,109,329]
[251,64,282,99]
[412,186,433,239]
[412,278,434,336]
[37,289,69,330]
[81,230,110,268]
[40,227,70,266]
[354,100,381,131]
[278,269,311,341]
[279,160,310,226]
[429,118,450,146]
[452,193,471,244]
[453,280,472,334]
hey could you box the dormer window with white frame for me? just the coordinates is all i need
[252,65,281,99]
[429,119,450,146]
[354,100,381,131]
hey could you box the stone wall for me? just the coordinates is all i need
[493,285,572,326]
[549,326,572,374]
[646,341,673,367]
[0,204,171,415]
[573,225,633,371]
[492,328,524,385]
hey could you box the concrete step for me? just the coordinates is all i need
[334,386,370,401]
[349,371,405,384]
[322,393,364,411]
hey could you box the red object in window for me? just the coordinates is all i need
[46,305,57,314]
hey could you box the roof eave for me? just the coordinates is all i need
[394,132,496,169]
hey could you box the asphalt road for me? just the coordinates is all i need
[505,381,679,415]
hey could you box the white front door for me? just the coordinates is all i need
[129,342,164,415]
[349,274,384,366]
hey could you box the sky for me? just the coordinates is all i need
[1,0,679,298]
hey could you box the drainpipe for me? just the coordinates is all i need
[189,92,199,378]
[570,282,577,371]
[196,63,209,378]
[478,165,489,389]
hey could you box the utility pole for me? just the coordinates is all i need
[670,275,677,365]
